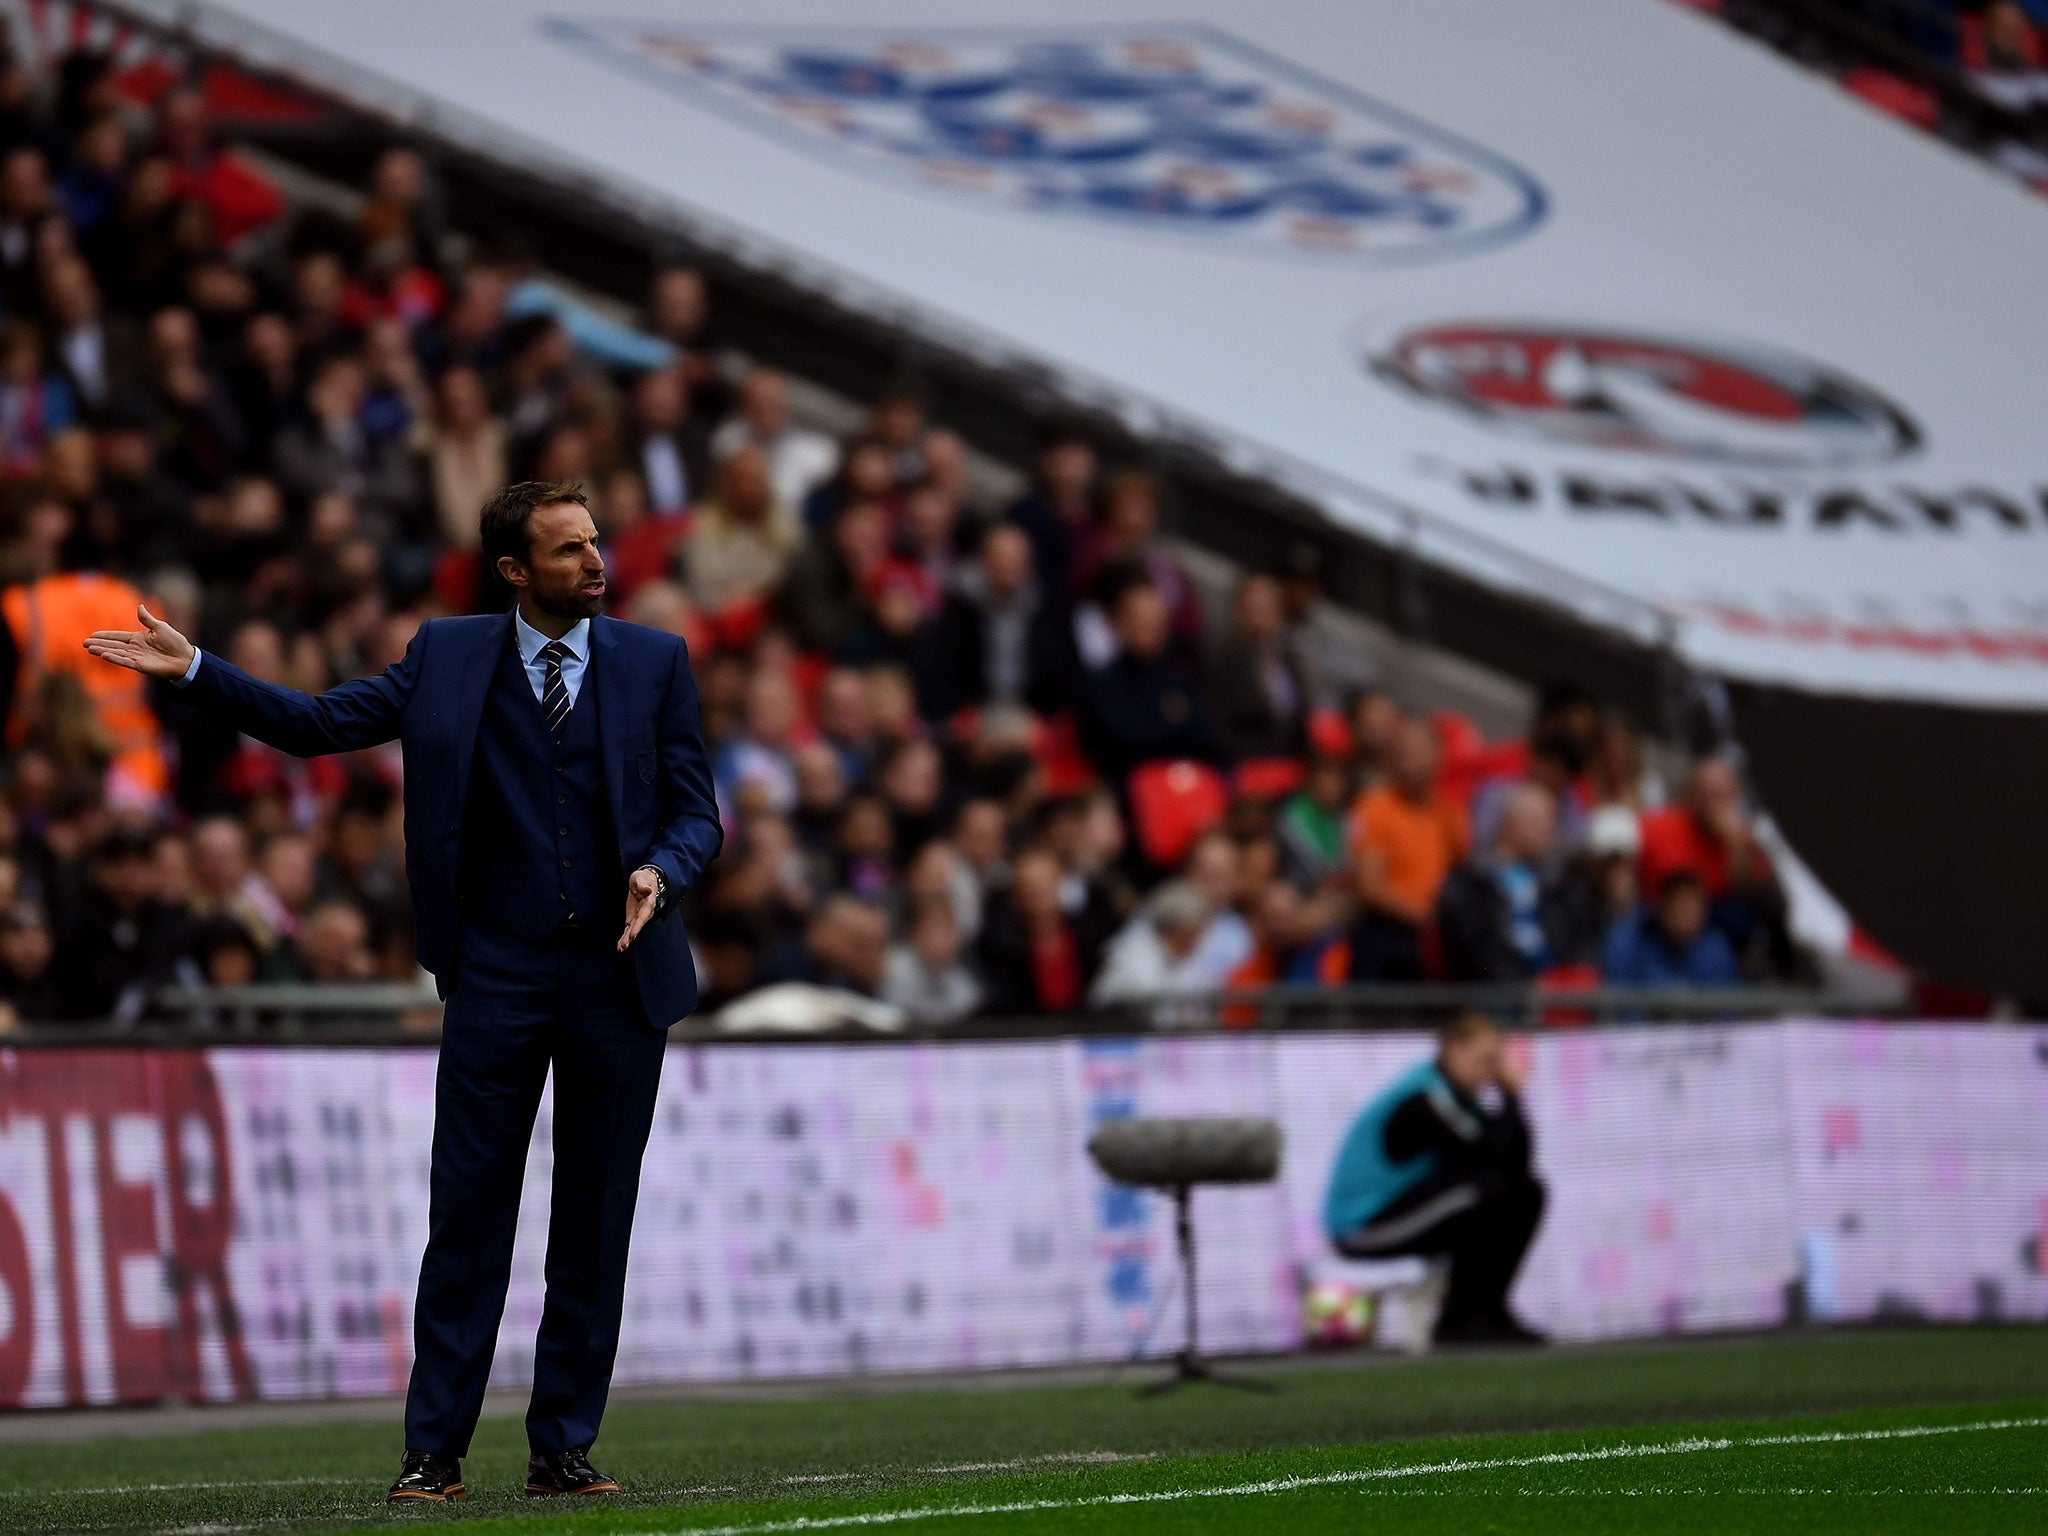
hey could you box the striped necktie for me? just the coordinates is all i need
[539,640,573,742]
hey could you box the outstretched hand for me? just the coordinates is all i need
[83,605,196,679]
[618,866,662,953]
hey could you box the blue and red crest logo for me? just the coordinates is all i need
[543,21,1545,264]
[1368,322,1921,467]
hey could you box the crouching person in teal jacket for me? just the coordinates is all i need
[1323,1012,1547,1346]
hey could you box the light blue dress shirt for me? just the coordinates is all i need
[513,611,590,708]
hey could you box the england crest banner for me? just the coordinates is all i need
[101,0,2048,705]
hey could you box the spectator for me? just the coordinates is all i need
[1471,730,1589,855]
[187,813,286,950]
[866,388,926,483]
[1435,784,1599,982]
[918,523,1075,719]
[625,362,704,518]
[1638,755,1792,975]
[1,557,169,802]
[274,353,421,535]
[880,894,981,1026]
[291,898,376,983]
[771,893,888,996]
[1209,572,1314,760]
[318,778,412,976]
[426,365,506,548]
[802,435,898,532]
[358,147,446,259]
[1003,434,1097,602]
[0,900,58,1024]
[1347,716,1468,980]
[182,912,261,988]
[1348,686,1404,785]
[1587,712,1662,812]
[976,844,1099,1015]
[644,265,728,414]
[1272,539,1339,700]
[256,830,316,940]
[52,824,186,1021]
[1580,803,1644,943]
[685,444,799,622]
[710,366,837,513]
[877,737,946,860]
[417,259,508,378]
[1181,829,1255,986]
[1226,880,1349,1001]
[0,146,50,297]
[1089,879,1213,1007]
[44,256,140,414]
[1073,470,1201,646]
[1036,789,1131,946]
[156,87,284,247]
[1076,579,1221,785]
[920,428,971,511]
[1531,680,1603,773]
[833,792,897,901]
[773,496,886,653]
[896,479,963,602]
[0,320,73,477]
[1601,870,1741,987]
[1277,752,1350,889]
[57,110,126,237]
[949,797,1011,937]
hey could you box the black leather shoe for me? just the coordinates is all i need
[387,1450,465,1503]
[525,1445,621,1497]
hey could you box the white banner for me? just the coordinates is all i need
[105,0,2048,705]
[1,1023,2045,1407]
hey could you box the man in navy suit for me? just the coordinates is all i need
[86,481,721,1503]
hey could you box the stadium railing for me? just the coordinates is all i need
[0,979,1908,1046]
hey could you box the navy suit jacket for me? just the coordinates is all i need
[187,612,723,1028]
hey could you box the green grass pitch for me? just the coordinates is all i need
[2,1328,2044,1535]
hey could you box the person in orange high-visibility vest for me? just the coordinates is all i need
[2,570,169,801]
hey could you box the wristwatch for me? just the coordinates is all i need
[641,865,668,907]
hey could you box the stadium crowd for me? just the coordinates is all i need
[0,45,1802,1029]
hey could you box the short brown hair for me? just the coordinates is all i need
[1439,1010,1501,1048]
[479,480,587,566]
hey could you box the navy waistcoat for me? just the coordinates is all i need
[459,631,622,940]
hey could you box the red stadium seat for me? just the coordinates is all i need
[708,596,768,652]
[1306,707,1353,760]
[1840,68,1940,132]
[1234,757,1306,802]
[1129,760,1230,868]
[789,652,831,719]
[1536,963,1604,1027]
[430,547,479,613]
[1431,710,1526,808]
[1037,714,1099,797]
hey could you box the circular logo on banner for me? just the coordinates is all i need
[1367,322,1919,467]
[544,21,1547,266]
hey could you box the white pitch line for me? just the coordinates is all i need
[641,1416,2048,1536]
[7,1413,2044,1516]
[922,1453,1154,1475]
[4,1452,1157,1502]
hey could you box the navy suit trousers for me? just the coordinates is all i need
[403,918,667,1457]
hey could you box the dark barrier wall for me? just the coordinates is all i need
[1734,684,2048,1003]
